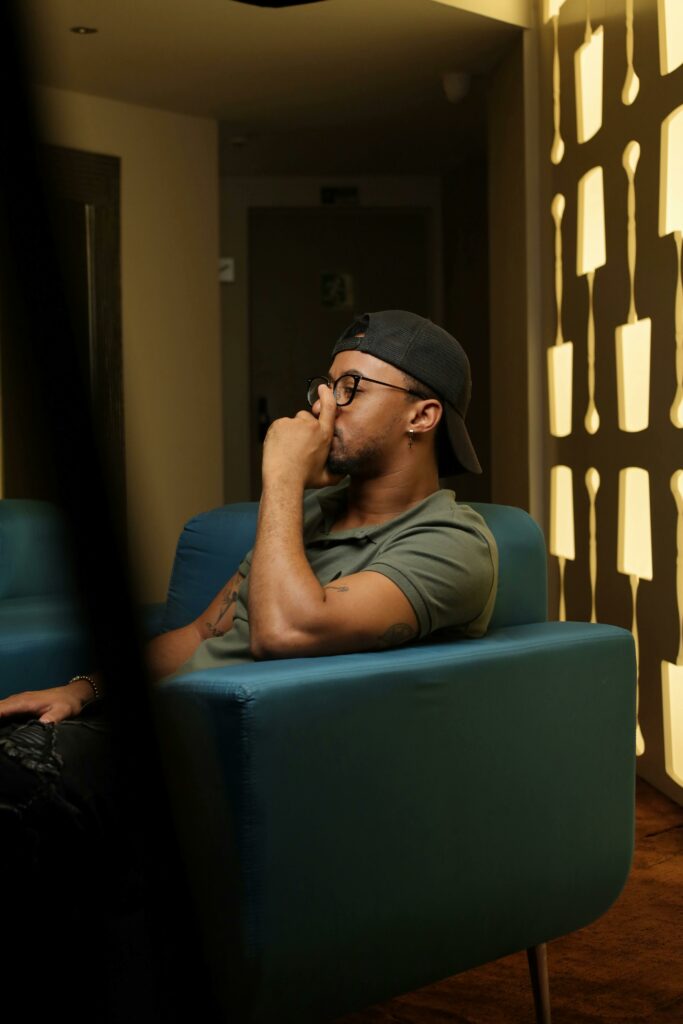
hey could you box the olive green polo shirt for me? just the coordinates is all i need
[172,481,498,677]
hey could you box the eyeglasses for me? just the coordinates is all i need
[306,373,426,408]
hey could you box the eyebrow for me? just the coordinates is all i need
[328,368,362,377]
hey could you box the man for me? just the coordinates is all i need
[0,309,497,723]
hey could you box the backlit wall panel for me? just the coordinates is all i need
[539,0,683,801]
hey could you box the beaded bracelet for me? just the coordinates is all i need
[68,674,101,701]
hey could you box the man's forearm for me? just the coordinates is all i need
[145,621,205,681]
[248,479,326,657]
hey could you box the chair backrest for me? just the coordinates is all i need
[470,502,547,627]
[162,499,547,632]
[0,499,77,600]
[162,503,258,631]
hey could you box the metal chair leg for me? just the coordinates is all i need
[527,943,552,1024]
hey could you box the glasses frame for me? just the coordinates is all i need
[306,373,427,408]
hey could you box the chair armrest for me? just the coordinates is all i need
[154,621,636,1024]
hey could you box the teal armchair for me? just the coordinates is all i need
[153,500,636,1023]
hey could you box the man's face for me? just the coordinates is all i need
[313,349,413,479]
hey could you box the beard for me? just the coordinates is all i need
[325,433,384,479]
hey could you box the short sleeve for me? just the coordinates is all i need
[364,516,497,639]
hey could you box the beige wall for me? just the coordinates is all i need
[220,175,443,503]
[37,87,222,602]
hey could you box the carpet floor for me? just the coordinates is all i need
[334,779,683,1024]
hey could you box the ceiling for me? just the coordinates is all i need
[23,0,523,174]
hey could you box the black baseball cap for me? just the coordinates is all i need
[332,310,482,476]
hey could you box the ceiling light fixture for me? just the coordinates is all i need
[230,1,327,7]
[70,26,98,35]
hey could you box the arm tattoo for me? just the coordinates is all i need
[205,574,244,637]
[378,623,417,648]
[325,584,350,592]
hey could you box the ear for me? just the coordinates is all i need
[408,398,443,435]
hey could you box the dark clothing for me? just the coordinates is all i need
[0,704,220,1023]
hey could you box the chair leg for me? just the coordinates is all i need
[527,943,552,1024]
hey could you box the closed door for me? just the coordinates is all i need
[248,206,433,496]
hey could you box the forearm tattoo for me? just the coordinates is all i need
[205,575,243,637]
[378,623,417,647]
[325,584,350,592]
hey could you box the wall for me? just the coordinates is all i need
[37,87,222,602]
[219,175,443,503]
[535,0,683,804]
[442,159,493,504]
[487,39,536,513]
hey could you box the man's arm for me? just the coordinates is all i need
[145,568,244,680]
[249,390,418,659]
[0,568,245,723]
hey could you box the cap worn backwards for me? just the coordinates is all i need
[332,310,482,476]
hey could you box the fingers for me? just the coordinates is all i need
[317,384,337,435]
[0,693,41,718]
[0,688,74,723]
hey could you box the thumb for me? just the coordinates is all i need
[39,704,68,724]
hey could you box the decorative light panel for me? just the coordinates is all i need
[617,467,652,756]
[659,106,683,429]
[548,193,573,437]
[577,166,606,434]
[543,0,567,164]
[575,2,604,143]
[615,141,651,433]
[542,0,683,784]
[550,465,575,622]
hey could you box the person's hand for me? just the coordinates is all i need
[0,680,92,724]
[262,384,342,490]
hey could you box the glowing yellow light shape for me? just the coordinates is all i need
[616,142,651,433]
[622,0,640,105]
[542,0,566,18]
[550,465,574,622]
[543,0,567,164]
[618,467,652,582]
[616,320,651,431]
[658,0,683,76]
[585,468,600,624]
[659,107,683,429]
[577,167,606,276]
[547,194,573,437]
[618,467,652,756]
[659,106,683,237]
[575,23,604,143]
[577,167,605,435]
[661,470,683,788]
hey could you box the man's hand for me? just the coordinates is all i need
[262,384,341,490]
[0,679,93,724]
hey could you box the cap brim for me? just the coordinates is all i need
[439,407,482,476]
